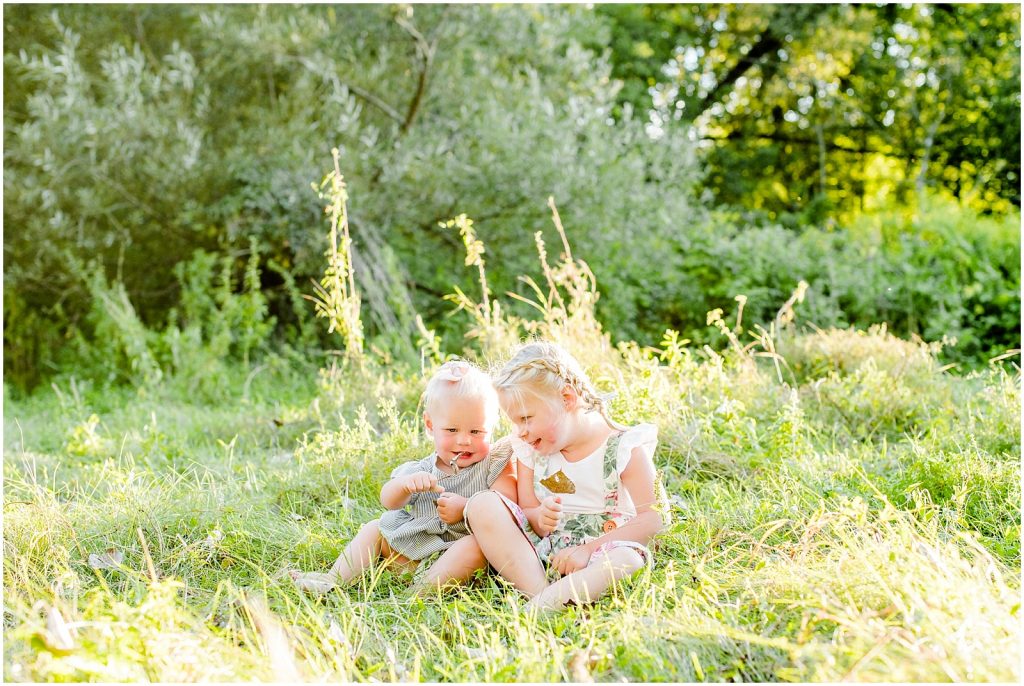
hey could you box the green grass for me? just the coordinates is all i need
[4,320,1019,682]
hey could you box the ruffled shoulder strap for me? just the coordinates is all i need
[602,431,623,476]
[615,423,658,474]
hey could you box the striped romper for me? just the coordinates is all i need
[378,439,512,561]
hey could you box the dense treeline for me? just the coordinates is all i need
[596,3,1021,216]
[3,4,1020,392]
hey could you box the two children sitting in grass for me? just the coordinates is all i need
[290,360,515,593]
[291,341,664,612]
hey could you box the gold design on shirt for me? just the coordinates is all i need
[539,469,576,494]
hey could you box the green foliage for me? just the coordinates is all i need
[3,5,1019,392]
[2,289,67,391]
[3,4,707,390]
[82,268,165,389]
[63,413,111,459]
[53,244,277,400]
[4,9,219,335]
[659,198,1020,367]
[597,3,1021,216]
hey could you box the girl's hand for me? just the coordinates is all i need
[551,545,592,576]
[536,495,563,536]
[435,492,467,524]
[403,471,444,495]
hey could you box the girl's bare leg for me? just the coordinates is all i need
[526,547,644,612]
[291,519,413,594]
[464,491,548,597]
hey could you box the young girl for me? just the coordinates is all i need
[464,341,664,611]
[291,360,516,594]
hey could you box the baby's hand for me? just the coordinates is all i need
[436,492,468,524]
[403,471,444,495]
[536,495,563,537]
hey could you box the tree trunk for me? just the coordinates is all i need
[916,111,946,207]
[815,121,828,196]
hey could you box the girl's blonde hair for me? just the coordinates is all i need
[422,359,499,426]
[492,341,627,430]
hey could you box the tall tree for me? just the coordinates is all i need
[596,3,1021,218]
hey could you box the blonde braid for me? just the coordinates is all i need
[494,343,628,431]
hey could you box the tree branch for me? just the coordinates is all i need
[400,48,433,135]
[294,55,406,125]
[345,81,404,125]
[689,5,830,121]
[693,31,782,121]
[395,9,447,136]
[700,130,894,156]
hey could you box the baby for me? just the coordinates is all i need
[291,360,515,593]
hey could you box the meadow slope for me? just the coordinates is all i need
[4,319,1020,682]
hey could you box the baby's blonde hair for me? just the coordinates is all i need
[492,341,627,430]
[422,359,499,426]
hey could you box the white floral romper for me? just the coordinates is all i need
[497,432,654,577]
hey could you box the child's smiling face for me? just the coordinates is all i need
[424,394,493,469]
[500,388,571,455]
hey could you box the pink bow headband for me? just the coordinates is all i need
[435,360,470,382]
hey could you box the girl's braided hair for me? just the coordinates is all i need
[493,341,627,431]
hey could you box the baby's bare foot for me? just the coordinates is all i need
[290,571,338,595]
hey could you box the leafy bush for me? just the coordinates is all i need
[777,324,943,383]
[4,12,219,374]
[662,198,1020,368]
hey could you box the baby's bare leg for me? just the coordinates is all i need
[526,547,645,612]
[291,519,388,594]
[414,536,486,593]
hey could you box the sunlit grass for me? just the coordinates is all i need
[3,207,1019,681]
[5,322,1019,681]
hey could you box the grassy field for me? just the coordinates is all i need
[3,216,1021,682]
[4,308,1019,682]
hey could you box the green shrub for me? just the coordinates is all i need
[660,198,1019,369]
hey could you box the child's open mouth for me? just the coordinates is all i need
[448,451,473,473]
